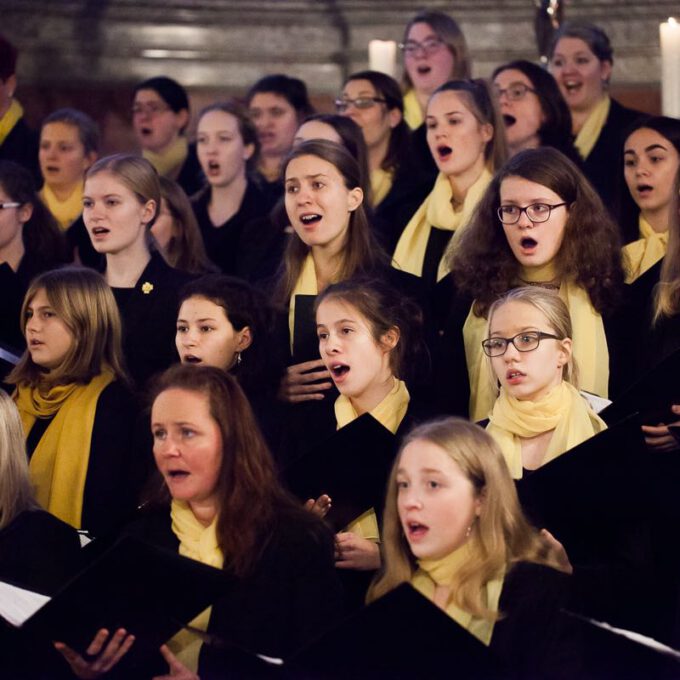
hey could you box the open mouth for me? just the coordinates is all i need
[503,114,516,127]
[416,65,431,75]
[140,127,153,136]
[637,184,653,196]
[520,237,537,250]
[330,363,350,379]
[183,355,202,364]
[564,81,582,94]
[406,521,428,539]
[91,227,110,236]
[45,165,60,173]
[437,145,452,160]
[207,160,220,173]
[506,369,525,380]
[29,340,43,347]
[167,470,189,480]
[300,213,322,226]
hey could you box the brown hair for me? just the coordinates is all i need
[8,267,127,388]
[149,364,311,577]
[275,140,387,304]
[450,147,624,317]
[654,168,680,322]
[369,418,560,618]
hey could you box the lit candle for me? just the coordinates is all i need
[660,18,680,117]
[368,40,397,78]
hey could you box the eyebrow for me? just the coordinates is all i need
[177,317,219,323]
[285,173,330,183]
[426,110,463,118]
[489,325,541,336]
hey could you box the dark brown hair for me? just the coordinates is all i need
[450,147,624,316]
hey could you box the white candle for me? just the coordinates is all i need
[368,40,397,78]
[660,18,680,117]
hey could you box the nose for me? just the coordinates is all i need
[156,434,181,458]
[181,329,198,348]
[25,314,39,334]
[322,333,341,355]
[503,341,522,363]
[516,209,533,229]
[401,487,423,510]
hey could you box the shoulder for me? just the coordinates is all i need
[120,504,177,550]
[500,561,571,613]
[142,252,195,290]
[605,99,646,135]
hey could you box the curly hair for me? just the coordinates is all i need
[451,147,624,317]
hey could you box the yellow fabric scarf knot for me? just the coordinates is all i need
[143,136,188,178]
[574,95,610,161]
[623,215,668,283]
[15,370,115,528]
[393,168,491,281]
[335,378,409,540]
[487,382,607,479]
[412,541,503,646]
[168,500,224,672]
[40,183,84,231]
[0,99,24,146]
[370,167,394,207]
[403,89,423,130]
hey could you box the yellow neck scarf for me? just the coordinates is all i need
[40,183,84,231]
[487,382,607,479]
[393,168,492,281]
[574,95,610,160]
[288,253,318,354]
[0,100,23,146]
[412,542,503,646]
[403,89,423,130]
[371,167,394,207]
[465,264,609,421]
[15,370,114,528]
[335,378,409,540]
[168,500,224,672]
[623,215,668,283]
[143,136,188,178]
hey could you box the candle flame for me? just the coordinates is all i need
[669,17,677,25]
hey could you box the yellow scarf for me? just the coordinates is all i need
[167,500,224,672]
[143,136,188,178]
[403,89,423,130]
[0,100,23,146]
[574,95,611,160]
[465,263,609,421]
[393,168,491,281]
[371,167,394,207]
[335,378,409,540]
[412,541,503,646]
[40,183,84,231]
[623,215,668,283]
[486,382,606,479]
[14,370,114,528]
[288,253,318,355]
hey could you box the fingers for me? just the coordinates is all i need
[306,495,332,518]
[54,629,135,678]
[641,424,670,436]
[86,628,111,655]
[288,359,328,373]
[153,645,198,679]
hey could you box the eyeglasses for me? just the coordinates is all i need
[131,102,171,116]
[497,202,567,225]
[0,202,20,210]
[399,37,445,57]
[335,97,386,113]
[494,83,537,102]
[482,331,561,357]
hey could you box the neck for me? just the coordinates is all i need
[258,154,282,182]
[105,237,151,288]
[508,135,540,159]
[0,98,12,120]
[641,206,670,234]
[0,233,25,272]
[571,94,606,135]
[146,135,181,157]
[47,181,81,203]
[208,174,248,225]
[415,89,431,118]
[447,156,485,207]
[351,372,395,416]
[368,137,390,173]
[189,499,218,527]
[311,239,346,292]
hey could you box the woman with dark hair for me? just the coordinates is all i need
[192,99,274,276]
[548,20,644,213]
[132,75,204,197]
[338,70,434,252]
[449,147,625,421]
[247,73,315,188]
[56,364,342,678]
[492,60,581,164]
[622,116,680,281]
[0,160,70,357]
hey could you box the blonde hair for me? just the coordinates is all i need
[369,418,558,619]
[8,267,128,388]
[486,287,578,389]
[0,391,36,529]
[654,169,680,322]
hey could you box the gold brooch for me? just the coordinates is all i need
[141,282,154,295]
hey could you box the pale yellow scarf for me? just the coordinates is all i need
[623,215,668,283]
[487,382,606,479]
[167,500,224,672]
[40,183,84,231]
[393,168,491,281]
[335,378,409,540]
[0,100,23,146]
[15,370,114,529]
[574,95,611,160]
[371,167,394,207]
[403,89,423,130]
[412,541,503,646]
[288,253,318,354]
[465,263,609,421]
[143,136,188,178]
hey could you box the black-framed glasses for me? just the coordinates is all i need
[335,97,386,113]
[482,331,561,357]
[497,202,568,225]
[398,37,445,57]
[0,202,20,210]
[494,83,537,102]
